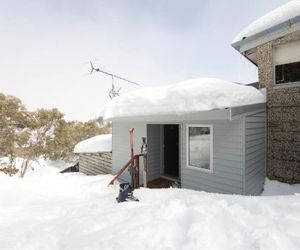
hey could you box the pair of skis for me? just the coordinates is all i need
[128,128,139,202]
[116,128,139,202]
[116,128,148,202]
[141,137,147,188]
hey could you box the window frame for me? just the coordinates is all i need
[273,44,300,88]
[186,124,213,173]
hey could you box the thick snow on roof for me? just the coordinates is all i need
[74,134,112,153]
[104,78,265,120]
[232,1,300,44]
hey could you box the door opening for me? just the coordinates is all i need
[163,124,179,178]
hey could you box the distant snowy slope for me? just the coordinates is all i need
[104,78,265,119]
[232,0,300,44]
[74,134,112,153]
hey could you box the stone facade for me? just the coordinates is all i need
[257,30,300,183]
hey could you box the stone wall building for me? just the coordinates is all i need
[257,32,300,183]
[232,1,300,183]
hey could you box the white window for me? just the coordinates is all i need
[186,125,213,172]
[274,40,300,85]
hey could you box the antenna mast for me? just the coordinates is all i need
[89,61,141,99]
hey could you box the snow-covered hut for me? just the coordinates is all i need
[73,134,112,175]
[104,78,267,195]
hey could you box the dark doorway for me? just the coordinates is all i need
[163,124,179,178]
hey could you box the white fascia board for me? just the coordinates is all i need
[108,109,231,123]
[234,18,300,54]
[230,103,266,120]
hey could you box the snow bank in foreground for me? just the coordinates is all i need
[74,134,112,153]
[0,163,299,249]
[0,157,70,176]
[104,78,265,120]
[232,0,300,44]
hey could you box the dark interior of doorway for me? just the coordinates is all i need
[163,124,179,178]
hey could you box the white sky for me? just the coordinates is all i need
[0,0,289,121]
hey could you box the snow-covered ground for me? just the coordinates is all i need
[0,160,300,250]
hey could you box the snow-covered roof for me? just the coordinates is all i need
[104,78,265,120]
[73,134,112,153]
[232,1,300,52]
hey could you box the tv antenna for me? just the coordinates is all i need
[89,61,141,99]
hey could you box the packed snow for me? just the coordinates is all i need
[104,78,265,119]
[262,178,300,196]
[232,0,300,44]
[74,134,112,153]
[1,160,300,249]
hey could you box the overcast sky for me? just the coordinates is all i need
[0,0,289,121]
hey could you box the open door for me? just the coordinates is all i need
[163,124,179,178]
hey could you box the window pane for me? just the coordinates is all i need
[275,61,300,84]
[188,127,210,170]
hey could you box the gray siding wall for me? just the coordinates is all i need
[181,119,245,194]
[113,115,265,195]
[112,122,146,183]
[147,124,162,181]
[244,111,266,195]
[78,152,112,175]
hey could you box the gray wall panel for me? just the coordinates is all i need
[78,152,112,175]
[244,111,266,195]
[181,119,244,194]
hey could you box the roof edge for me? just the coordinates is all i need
[105,109,231,122]
[231,15,300,53]
[230,102,266,120]
[105,102,267,123]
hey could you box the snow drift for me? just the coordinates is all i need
[232,0,300,44]
[73,134,112,153]
[104,78,265,119]
[0,161,300,249]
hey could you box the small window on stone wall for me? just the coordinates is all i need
[274,40,300,85]
[275,62,300,84]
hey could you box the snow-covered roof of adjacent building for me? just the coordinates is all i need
[73,134,112,153]
[104,78,266,120]
[232,0,300,54]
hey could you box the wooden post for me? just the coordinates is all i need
[134,155,140,188]
[107,154,143,188]
[143,154,147,188]
[129,128,135,188]
[107,158,133,186]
